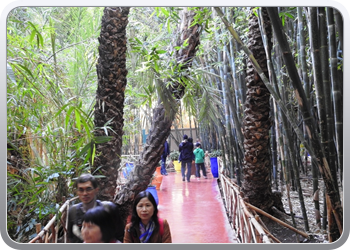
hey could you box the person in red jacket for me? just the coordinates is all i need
[123,191,172,243]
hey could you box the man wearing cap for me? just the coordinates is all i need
[179,134,194,182]
[193,142,207,180]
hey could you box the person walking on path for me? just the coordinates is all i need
[179,134,194,182]
[161,140,170,176]
[193,142,207,180]
[123,191,172,243]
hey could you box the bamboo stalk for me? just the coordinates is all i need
[245,202,309,239]
[44,231,49,243]
[35,223,42,243]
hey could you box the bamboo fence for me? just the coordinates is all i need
[217,157,309,243]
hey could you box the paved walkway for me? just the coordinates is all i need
[156,170,238,243]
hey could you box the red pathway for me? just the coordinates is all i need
[156,170,238,243]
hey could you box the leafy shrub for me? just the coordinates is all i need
[209,149,222,158]
[169,150,180,161]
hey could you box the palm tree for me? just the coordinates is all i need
[239,7,274,212]
[93,7,130,201]
[114,7,201,223]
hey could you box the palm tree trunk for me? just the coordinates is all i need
[239,7,274,212]
[114,7,201,224]
[93,7,130,201]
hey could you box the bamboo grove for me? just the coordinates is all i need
[6,7,343,242]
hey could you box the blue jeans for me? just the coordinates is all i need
[181,161,192,181]
[161,156,167,175]
[195,163,206,178]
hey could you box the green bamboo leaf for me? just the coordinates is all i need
[154,61,159,72]
[54,103,70,118]
[74,109,81,132]
[160,7,169,17]
[94,136,113,144]
[134,37,143,45]
[91,144,96,166]
[285,13,294,19]
[80,118,91,137]
[76,142,92,157]
[82,149,92,165]
[156,50,166,54]
[158,23,163,32]
[167,19,171,34]
[29,30,36,44]
[36,32,44,48]
[149,9,156,18]
[12,63,34,80]
[183,38,189,47]
[65,106,75,130]
[27,21,37,31]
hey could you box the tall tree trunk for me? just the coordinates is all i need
[93,7,130,201]
[114,8,201,224]
[240,7,274,212]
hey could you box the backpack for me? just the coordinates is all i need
[158,218,164,237]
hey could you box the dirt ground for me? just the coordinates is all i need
[215,163,342,243]
[261,175,339,243]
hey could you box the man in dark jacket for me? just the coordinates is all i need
[67,173,109,243]
[179,134,194,182]
[161,140,170,175]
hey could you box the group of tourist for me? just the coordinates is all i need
[179,134,207,182]
[160,134,209,182]
[67,174,172,243]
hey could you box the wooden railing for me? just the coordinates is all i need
[217,157,273,243]
[217,158,309,243]
[219,173,272,243]
[29,197,79,243]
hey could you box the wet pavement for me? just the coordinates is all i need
[157,171,238,243]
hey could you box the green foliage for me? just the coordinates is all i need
[209,149,222,158]
[6,7,104,242]
[169,150,180,161]
[278,8,296,26]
